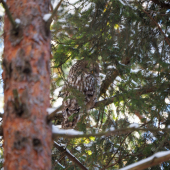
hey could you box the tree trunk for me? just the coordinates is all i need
[2,0,52,169]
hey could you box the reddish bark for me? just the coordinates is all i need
[2,0,52,169]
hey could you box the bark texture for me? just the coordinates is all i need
[3,0,52,169]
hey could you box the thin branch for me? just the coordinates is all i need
[52,127,170,138]
[119,150,170,170]
[46,0,64,27]
[53,141,88,170]
[0,0,18,29]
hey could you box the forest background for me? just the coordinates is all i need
[1,0,170,169]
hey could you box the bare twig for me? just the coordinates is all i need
[53,141,88,170]
[46,0,64,27]
[0,0,18,29]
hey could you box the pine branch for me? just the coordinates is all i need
[47,83,161,121]
[94,84,158,108]
[53,141,88,170]
[119,150,170,170]
[0,0,18,29]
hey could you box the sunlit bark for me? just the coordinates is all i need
[2,0,52,169]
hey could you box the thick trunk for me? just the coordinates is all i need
[3,1,52,169]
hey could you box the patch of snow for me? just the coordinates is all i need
[55,159,65,168]
[107,65,116,69]
[15,18,20,24]
[106,126,115,132]
[118,0,126,5]
[131,80,138,86]
[76,146,81,151]
[46,107,56,114]
[168,125,170,129]
[129,123,139,128]
[130,68,142,73]
[43,13,51,21]
[52,125,83,135]
[110,126,115,131]
[99,73,106,79]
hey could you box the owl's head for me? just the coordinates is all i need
[82,60,99,77]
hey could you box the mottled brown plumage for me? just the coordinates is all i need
[62,59,100,129]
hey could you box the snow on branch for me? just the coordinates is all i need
[46,106,63,121]
[52,125,84,135]
[52,126,170,139]
[53,141,88,170]
[120,151,170,170]
[43,14,51,22]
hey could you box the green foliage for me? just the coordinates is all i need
[52,0,170,169]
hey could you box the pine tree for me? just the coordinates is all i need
[2,0,52,169]
[51,0,170,169]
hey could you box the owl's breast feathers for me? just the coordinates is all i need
[62,60,100,129]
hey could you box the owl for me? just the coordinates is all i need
[61,59,100,129]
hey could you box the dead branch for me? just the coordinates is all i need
[53,141,88,170]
